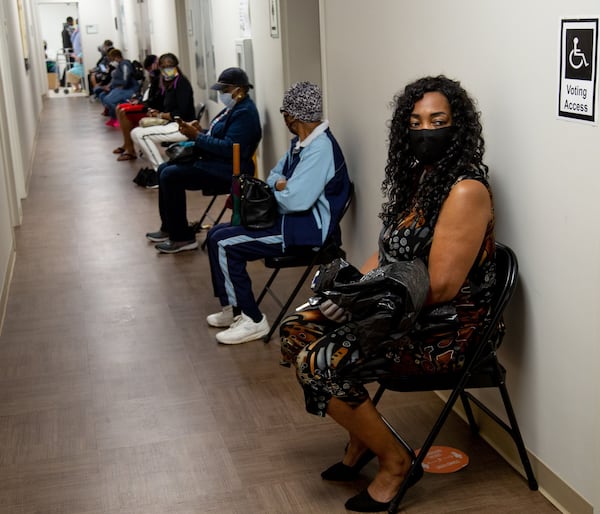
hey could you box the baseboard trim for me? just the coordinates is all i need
[443,393,592,514]
[0,240,16,336]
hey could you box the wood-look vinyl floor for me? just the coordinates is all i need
[0,97,558,513]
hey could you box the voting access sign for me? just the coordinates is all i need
[558,19,598,123]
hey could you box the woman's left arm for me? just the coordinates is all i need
[427,179,492,304]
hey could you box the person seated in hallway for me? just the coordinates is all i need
[145,67,261,253]
[130,53,195,178]
[65,53,84,92]
[279,76,496,513]
[112,55,162,161]
[89,40,114,96]
[205,81,351,345]
[98,49,139,127]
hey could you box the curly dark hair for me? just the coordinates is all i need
[380,75,488,225]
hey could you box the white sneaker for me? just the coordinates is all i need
[215,313,270,345]
[207,305,235,328]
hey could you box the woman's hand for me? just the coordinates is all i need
[275,178,287,191]
[178,121,200,140]
[319,299,350,322]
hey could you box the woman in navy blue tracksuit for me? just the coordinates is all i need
[146,68,262,253]
[205,82,351,346]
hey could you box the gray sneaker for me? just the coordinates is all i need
[146,230,169,242]
[207,305,235,327]
[155,239,198,254]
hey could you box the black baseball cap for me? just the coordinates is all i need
[210,67,253,90]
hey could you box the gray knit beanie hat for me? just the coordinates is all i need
[281,81,322,122]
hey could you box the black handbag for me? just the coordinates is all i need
[132,167,157,187]
[310,257,430,354]
[239,176,278,229]
[165,141,197,164]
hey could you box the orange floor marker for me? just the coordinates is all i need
[416,445,469,473]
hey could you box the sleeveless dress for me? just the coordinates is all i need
[280,170,496,416]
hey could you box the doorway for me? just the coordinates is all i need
[38,2,82,95]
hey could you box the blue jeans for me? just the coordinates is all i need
[101,87,138,118]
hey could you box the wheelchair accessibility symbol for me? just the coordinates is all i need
[569,37,589,69]
[564,27,594,81]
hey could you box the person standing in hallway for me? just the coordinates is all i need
[59,16,75,86]
[70,19,82,58]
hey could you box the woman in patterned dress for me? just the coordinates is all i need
[280,76,496,512]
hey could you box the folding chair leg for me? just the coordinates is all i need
[192,195,218,233]
[463,388,538,490]
[372,384,386,406]
[387,377,469,512]
[256,269,282,306]
[498,383,539,490]
[262,264,315,342]
[460,390,480,434]
[464,361,538,491]
[200,203,229,250]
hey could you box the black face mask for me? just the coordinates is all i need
[409,126,455,165]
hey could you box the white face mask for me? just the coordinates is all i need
[110,60,118,67]
[219,89,238,109]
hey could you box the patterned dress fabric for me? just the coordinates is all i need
[280,170,496,416]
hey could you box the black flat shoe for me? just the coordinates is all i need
[344,463,424,512]
[321,449,376,481]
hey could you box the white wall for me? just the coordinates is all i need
[280,0,321,87]
[0,0,39,334]
[177,0,289,177]
[248,0,289,172]
[147,0,178,58]
[320,0,599,511]
[0,1,16,321]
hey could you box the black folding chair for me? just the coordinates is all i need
[194,186,232,250]
[256,183,354,342]
[371,242,538,513]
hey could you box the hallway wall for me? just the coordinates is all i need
[319,1,599,512]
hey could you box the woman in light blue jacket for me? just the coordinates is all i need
[205,82,351,346]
